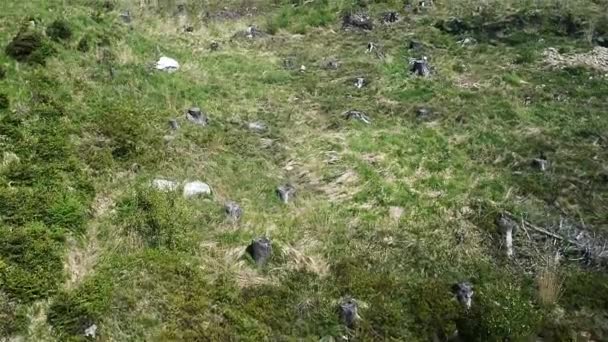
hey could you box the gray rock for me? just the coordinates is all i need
[168,119,180,130]
[248,121,268,133]
[225,201,243,221]
[354,77,366,89]
[152,179,178,192]
[532,153,549,172]
[367,42,376,53]
[452,282,474,309]
[410,57,431,77]
[245,25,265,39]
[339,298,359,328]
[120,11,131,24]
[344,110,371,124]
[186,107,209,126]
[276,184,296,204]
[246,237,272,265]
[458,37,477,46]
[183,181,211,198]
[84,324,97,338]
[415,107,434,121]
[324,58,341,70]
[495,213,518,258]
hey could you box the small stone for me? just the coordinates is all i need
[458,37,477,46]
[225,201,243,221]
[183,181,211,198]
[354,77,366,89]
[130,163,141,173]
[409,40,424,51]
[168,119,179,130]
[367,42,376,53]
[389,206,405,221]
[248,121,268,133]
[410,57,431,77]
[260,138,274,148]
[452,282,474,309]
[283,57,296,70]
[381,11,400,24]
[120,11,132,24]
[276,184,296,204]
[532,153,549,172]
[300,65,306,73]
[186,107,209,126]
[324,58,340,70]
[245,26,265,39]
[339,298,358,328]
[84,324,97,338]
[152,179,178,192]
[343,110,371,124]
[415,107,434,121]
[246,237,272,265]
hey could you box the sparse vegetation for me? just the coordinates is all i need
[0,0,607,340]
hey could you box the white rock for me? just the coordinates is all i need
[183,181,211,198]
[248,121,267,133]
[152,179,178,192]
[155,56,180,72]
[84,324,97,338]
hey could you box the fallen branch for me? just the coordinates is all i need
[505,211,569,243]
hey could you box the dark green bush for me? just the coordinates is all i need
[0,94,8,110]
[116,190,192,250]
[0,223,65,302]
[77,35,90,52]
[5,30,54,64]
[46,19,72,41]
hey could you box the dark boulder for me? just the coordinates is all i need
[246,237,272,265]
[410,57,431,77]
[339,298,358,328]
[452,282,474,309]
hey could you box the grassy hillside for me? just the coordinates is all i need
[1,0,608,340]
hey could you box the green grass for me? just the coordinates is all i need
[1,0,608,340]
